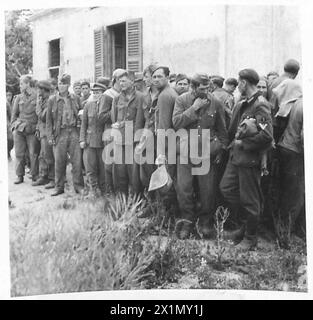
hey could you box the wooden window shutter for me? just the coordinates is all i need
[94,27,105,80]
[126,18,143,72]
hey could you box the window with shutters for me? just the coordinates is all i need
[94,18,142,78]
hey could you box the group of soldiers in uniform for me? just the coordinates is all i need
[7,58,304,250]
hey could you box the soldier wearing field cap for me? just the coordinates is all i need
[11,74,39,184]
[223,78,238,110]
[80,82,107,197]
[173,73,229,239]
[32,80,55,188]
[220,68,273,250]
[73,80,82,98]
[211,75,233,129]
[46,73,84,196]
[174,74,190,96]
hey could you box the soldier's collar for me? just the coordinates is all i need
[245,91,262,104]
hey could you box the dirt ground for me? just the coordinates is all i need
[8,151,78,211]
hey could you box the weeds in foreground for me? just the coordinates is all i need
[9,195,307,295]
[10,194,155,296]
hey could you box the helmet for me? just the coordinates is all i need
[148,165,173,194]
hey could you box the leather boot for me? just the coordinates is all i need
[45,180,55,189]
[32,177,49,186]
[51,189,64,196]
[14,176,24,184]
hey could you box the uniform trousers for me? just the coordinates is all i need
[176,158,217,225]
[83,146,105,192]
[220,161,262,235]
[14,130,39,178]
[39,136,55,180]
[54,128,84,192]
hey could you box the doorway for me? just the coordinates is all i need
[107,22,126,74]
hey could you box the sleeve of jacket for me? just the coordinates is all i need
[46,97,54,142]
[10,94,20,126]
[99,94,113,125]
[214,99,229,148]
[158,90,177,130]
[172,95,198,130]
[79,103,88,143]
[241,101,273,151]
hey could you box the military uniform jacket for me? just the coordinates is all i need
[46,92,81,143]
[228,91,273,167]
[173,92,229,158]
[11,90,38,134]
[110,89,145,145]
[80,99,105,148]
[36,96,49,138]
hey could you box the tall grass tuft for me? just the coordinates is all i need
[10,194,157,296]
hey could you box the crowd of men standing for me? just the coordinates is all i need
[6,58,304,250]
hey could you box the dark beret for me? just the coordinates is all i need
[284,59,300,74]
[38,80,51,91]
[238,69,260,85]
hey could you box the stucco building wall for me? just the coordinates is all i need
[31,5,301,82]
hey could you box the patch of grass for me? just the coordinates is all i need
[10,194,308,295]
[10,194,157,296]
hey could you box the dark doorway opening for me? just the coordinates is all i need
[107,22,126,75]
[48,38,60,79]
[49,39,60,67]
